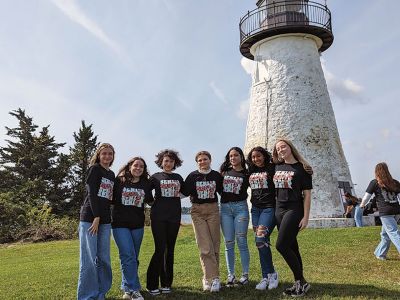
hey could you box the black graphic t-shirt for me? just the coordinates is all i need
[185,170,223,204]
[112,177,154,229]
[150,172,185,222]
[220,169,249,203]
[249,164,276,209]
[273,162,312,205]
[366,179,400,216]
[80,164,115,224]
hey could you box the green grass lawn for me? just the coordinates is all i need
[1,226,399,299]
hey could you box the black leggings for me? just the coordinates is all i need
[275,204,304,281]
[146,220,180,290]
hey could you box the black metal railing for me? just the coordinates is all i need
[240,0,332,44]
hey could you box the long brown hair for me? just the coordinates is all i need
[272,138,309,169]
[89,143,115,167]
[117,157,149,182]
[375,162,400,192]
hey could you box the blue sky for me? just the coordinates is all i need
[0,0,399,198]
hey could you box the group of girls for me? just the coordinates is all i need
[77,138,314,300]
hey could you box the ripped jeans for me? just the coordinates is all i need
[220,200,250,276]
[251,206,276,277]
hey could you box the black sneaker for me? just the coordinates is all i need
[147,289,161,296]
[160,287,171,294]
[283,282,297,296]
[284,280,310,297]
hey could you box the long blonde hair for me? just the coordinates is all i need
[375,162,400,192]
[89,143,115,167]
[272,138,310,169]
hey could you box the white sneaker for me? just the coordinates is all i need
[255,277,268,290]
[122,292,132,300]
[267,272,279,290]
[131,291,144,300]
[238,273,249,285]
[202,278,211,291]
[210,278,221,292]
[226,274,236,287]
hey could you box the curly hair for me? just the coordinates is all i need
[219,146,247,174]
[89,143,115,167]
[117,157,149,182]
[154,149,183,170]
[247,146,272,172]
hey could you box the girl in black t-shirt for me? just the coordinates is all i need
[185,151,223,292]
[247,146,279,291]
[360,162,400,260]
[146,149,185,296]
[219,147,250,287]
[272,139,312,297]
[77,143,115,300]
[112,157,153,300]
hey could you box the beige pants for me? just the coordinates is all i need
[191,202,220,281]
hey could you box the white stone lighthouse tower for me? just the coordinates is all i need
[240,0,354,218]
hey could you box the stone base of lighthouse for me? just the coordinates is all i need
[244,34,355,219]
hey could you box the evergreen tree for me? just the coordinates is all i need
[0,109,39,201]
[0,109,67,208]
[67,121,98,216]
[0,108,38,188]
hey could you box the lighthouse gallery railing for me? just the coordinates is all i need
[239,0,332,44]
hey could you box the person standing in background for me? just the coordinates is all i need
[360,162,400,260]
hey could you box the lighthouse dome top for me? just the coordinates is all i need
[240,0,334,60]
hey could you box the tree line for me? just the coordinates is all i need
[0,108,98,243]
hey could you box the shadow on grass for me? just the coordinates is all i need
[106,282,400,300]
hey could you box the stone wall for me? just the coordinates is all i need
[245,34,354,218]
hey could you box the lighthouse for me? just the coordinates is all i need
[240,0,355,220]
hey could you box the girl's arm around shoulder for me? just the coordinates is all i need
[143,179,155,206]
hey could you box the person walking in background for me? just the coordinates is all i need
[146,149,186,296]
[272,139,312,297]
[77,143,115,300]
[185,151,223,292]
[247,146,279,291]
[343,192,363,227]
[219,147,250,287]
[112,157,154,300]
[360,162,400,260]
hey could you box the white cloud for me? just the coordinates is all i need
[51,0,125,59]
[321,59,366,104]
[209,81,228,104]
[237,99,250,120]
[240,57,255,75]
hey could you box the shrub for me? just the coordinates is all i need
[0,192,27,243]
[17,204,78,242]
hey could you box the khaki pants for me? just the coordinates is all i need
[191,202,220,281]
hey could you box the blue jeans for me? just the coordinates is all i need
[354,205,363,227]
[374,215,400,258]
[251,206,276,277]
[77,222,112,300]
[113,227,144,292]
[220,200,250,275]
